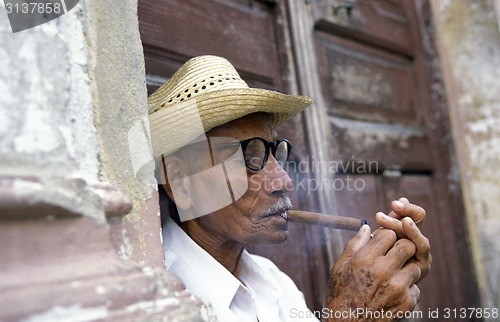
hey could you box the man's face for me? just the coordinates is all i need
[187,112,294,246]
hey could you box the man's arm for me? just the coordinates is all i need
[323,199,431,321]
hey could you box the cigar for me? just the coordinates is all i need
[286,210,367,232]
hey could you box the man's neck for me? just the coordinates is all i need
[182,221,244,277]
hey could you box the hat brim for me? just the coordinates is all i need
[149,88,312,159]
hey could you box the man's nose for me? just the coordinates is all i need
[262,155,293,195]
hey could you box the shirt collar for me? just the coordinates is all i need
[162,216,242,309]
[239,250,282,303]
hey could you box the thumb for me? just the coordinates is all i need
[338,224,371,262]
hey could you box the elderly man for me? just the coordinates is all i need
[148,55,431,321]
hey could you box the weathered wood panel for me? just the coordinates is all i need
[139,0,282,90]
[316,31,418,125]
[313,0,413,55]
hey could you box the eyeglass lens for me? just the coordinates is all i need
[243,138,290,170]
[244,139,267,170]
[275,140,289,167]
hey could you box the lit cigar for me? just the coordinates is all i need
[286,210,367,232]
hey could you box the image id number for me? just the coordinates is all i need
[443,307,498,319]
[6,1,64,14]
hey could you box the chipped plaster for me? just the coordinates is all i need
[330,116,425,150]
[0,1,99,181]
[431,0,500,309]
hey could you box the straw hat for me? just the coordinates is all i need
[148,55,313,159]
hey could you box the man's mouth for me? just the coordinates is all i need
[263,197,293,220]
[264,208,290,220]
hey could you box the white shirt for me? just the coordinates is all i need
[162,217,320,322]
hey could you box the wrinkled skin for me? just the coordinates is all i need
[163,112,432,320]
[324,198,432,321]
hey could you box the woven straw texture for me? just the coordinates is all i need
[148,55,312,158]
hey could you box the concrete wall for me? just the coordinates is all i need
[0,1,213,320]
[431,0,500,309]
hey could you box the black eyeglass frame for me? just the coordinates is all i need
[240,137,292,171]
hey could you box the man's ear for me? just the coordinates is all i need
[161,156,192,210]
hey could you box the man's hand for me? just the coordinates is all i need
[324,226,422,321]
[324,198,432,321]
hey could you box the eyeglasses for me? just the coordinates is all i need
[180,137,292,172]
[240,137,292,171]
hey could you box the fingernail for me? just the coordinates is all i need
[377,211,388,220]
[357,225,367,235]
[394,200,404,209]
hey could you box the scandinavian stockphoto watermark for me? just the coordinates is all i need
[246,156,378,195]
[280,156,377,193]
[3,0,79,33]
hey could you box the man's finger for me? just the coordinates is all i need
[408,284,421,309]
[369,263,421,313]
[384,238,416,270]
[385,263,422,309]
[337,224,372,263]
[398,261,422,287]
[357,228,398,260]
[375,211,404,238]
[390,197,426,228]
[402,217,432,281]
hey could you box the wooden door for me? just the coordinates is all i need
[139,0,481,317]
[310,0,480,318]
[138,0,329,311]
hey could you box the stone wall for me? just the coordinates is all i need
[0,1,214,320]
[431,0,500,309]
